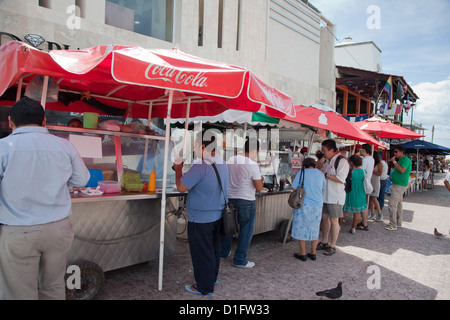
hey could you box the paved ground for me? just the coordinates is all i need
[94,171,450,301]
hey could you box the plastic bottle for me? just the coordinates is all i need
[148,168,157,193]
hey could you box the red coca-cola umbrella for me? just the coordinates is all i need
[283,104,385,148]
[0,41,295,291]
[0,41,294,119]
[354,116,424,139]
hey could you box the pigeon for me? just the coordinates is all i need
[315,282,342,299]
[434,228,446,238]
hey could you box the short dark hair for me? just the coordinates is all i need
[361,144,372,155]
[349,154,362,167]
[322,139,337,152]
[394,145,405,153]
[10,97,45,127]
[244,138,260,153]
[303,157,316,169]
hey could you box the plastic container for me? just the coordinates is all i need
[98,181,121,194]
[148,168,156,193]
[83,112,99,129]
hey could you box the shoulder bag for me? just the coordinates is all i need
[288,169,305,209]
[363,169,374,194]
[210,162,240,237]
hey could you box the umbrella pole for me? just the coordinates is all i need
[16,77,23,101]
[143,102,154,176]
[182,98,192,158]
[40,76,49,109]
[158,90,174,291]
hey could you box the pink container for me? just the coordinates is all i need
[98,181,121,194]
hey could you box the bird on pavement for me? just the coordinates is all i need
[434,228,446,238]
[315,282,342,299]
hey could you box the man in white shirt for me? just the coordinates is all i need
[359,144,374,230]
[316,139,349,256]
[221,139,263,268]
[377,156,389,213]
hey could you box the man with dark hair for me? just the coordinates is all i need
[0,97,90,300]
[385,146,412,231]
[174,130,230,295]
[316,139,349,256]
[221,138,263,268]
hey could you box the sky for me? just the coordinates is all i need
[309,0,450,149]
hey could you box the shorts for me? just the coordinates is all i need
[322,203,344,218]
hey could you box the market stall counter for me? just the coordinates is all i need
[254,189,293,239]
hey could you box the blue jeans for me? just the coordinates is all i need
[220,199,256,266]
[378,179,388,210]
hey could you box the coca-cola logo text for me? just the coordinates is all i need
[144,64,207,88]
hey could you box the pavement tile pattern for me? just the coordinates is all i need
[94,172,450,300]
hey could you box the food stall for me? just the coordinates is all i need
[170,109,316,240]
[0,41,296,299]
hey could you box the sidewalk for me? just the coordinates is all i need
[94,172,450,300]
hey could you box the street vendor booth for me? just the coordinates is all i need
[0,41,295,299]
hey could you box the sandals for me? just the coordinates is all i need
[185,284,212,296]
[356,224,369,231]
[316,242,329,250]
[324,246,336,256]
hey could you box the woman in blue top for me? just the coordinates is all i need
[291,158,326,261]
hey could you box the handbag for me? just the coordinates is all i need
[210,162,240,237]
[288,169,305,209]
[364,169,374,194]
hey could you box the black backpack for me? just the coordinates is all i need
[334,155,352,193]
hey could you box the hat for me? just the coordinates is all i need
[301,147,308,153]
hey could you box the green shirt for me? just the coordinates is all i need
[391,156,412,187]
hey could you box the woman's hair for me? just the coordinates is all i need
[349,154,362,167]
[373,152,380,166]
[303,157,316,169]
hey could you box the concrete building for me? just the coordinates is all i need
[0,0,336,109]
[335,37,383,73]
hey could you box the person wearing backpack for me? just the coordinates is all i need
[316,140,349,256]
[343,155,367,234]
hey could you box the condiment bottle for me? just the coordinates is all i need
[148,168,156,193]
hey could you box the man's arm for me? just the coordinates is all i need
[174,163,189,193]
[253,178,264,192]
[445,179,450,192]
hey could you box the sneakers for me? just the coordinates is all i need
[385,225,397,231]
[350,228,356,234]
[234,261,255,268]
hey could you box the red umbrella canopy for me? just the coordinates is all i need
[0,41,294,119]
[354,116,424,139]
[284,104,385,148]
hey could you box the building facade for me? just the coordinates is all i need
[0,0,336,109]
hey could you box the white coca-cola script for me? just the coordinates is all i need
[144,64,207,88]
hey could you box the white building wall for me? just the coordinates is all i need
[335,41,383,73]
[0,0,335,108]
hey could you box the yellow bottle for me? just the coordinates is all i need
[148,168,156,193]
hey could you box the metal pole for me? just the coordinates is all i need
[40,76,49,109]
[158,90,174,291]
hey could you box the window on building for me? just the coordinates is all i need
[105,0,173,42]
[198,0,204,46]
